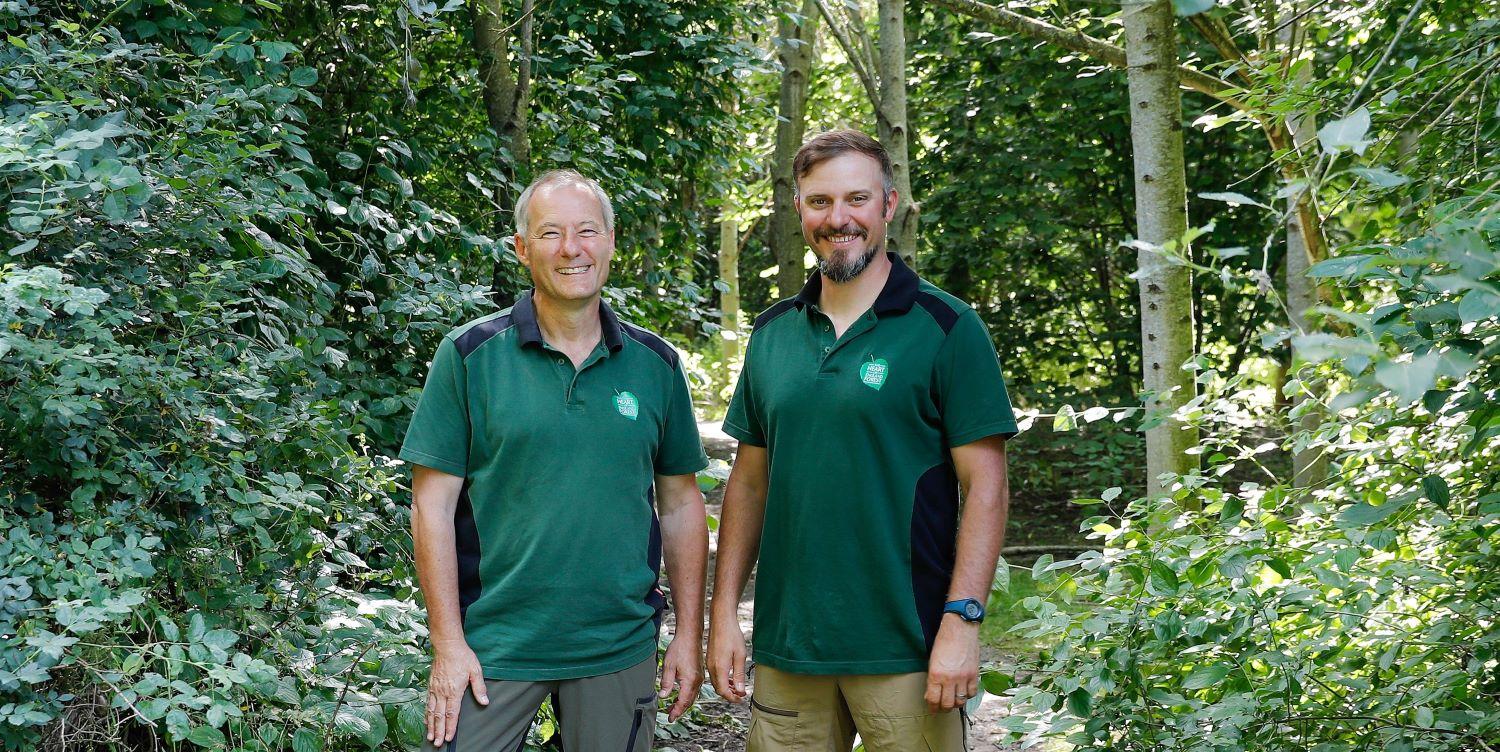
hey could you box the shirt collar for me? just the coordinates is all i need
[793,251,919,316]
[512,290,625,353]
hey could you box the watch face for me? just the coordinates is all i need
[964,602,982,619]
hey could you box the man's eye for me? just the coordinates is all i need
[541,231,560,238]
[851,196,868,205]
[580,229,598,236]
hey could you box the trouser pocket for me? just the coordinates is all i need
[747,697,800,751]
[625,694,656,752]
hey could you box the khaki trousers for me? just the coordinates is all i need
[747,664,967,752]
[436,655,657,752]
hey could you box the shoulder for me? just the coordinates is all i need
[751,297,801,332]
[911,280,976,336]
[447,308,516,358]
[619,320,681,370]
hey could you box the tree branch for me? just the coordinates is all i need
[1186,13,1256,87]
[929,0,1250,112]
[815,0,881,107]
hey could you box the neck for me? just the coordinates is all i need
[532,292,603,349]
[818,250,892,318]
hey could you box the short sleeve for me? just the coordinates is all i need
[721,340,765,447]
[398,336,471,477]
[937,311,1018,447]
[655,359,709,476]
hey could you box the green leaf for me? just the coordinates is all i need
[1066,688,1092,717]
[291,727,323,752]
[1318,107,1373,155]
[1172,0,1215,15]
[1421,475,1450,510]
[395,701,426,745]
[1219,495,1245,525]
[202,629,238,651]
[1307,255,1375,277]
[290,66,319,86]
[1265,557,1292,580]
[1199,191,1268,209]
[1052,405,1076,432]
[992,556,1010,595]
[186,725,226,748]
[979,669,1013,695]
[1339,497,1407,526]
[1349,167,1409,188]
[1032,554,1054,582]
[1148,561,1179,595]
[336,151,364,169]
[1182,663,1231,690]
[1375,353,1441,403]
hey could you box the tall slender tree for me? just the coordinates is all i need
[816,0,919,265]
[771,0,821,298]
[1124,0,1198,493]
[471,0,534,302]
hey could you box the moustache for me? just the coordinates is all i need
[816,226,867,240]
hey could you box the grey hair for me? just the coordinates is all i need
[513,169,615,237]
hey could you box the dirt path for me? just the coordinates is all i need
[657,424,1039,751]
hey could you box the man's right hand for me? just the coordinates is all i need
[426,639,488,746]
[706,618,748,703]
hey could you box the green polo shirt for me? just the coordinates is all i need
[723,253,1017,675]
[400,292,708,681]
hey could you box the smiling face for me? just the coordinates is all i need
[513,181,615,304]
[795,152,898,284]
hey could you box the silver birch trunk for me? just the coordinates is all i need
[876,0,918,266]
[772,0,820,299]
[1280,16,1328,489]
[471,0,533,303]
[719,218,741,367]
[1124,0,1197,496]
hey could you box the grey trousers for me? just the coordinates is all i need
[437,655,658,752]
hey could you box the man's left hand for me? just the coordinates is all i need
[925,614,980,714]
[659,634,703,722]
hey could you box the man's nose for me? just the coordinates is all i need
[560,230,584,255]
[829,201,852,227]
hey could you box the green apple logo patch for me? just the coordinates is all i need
[859,358,889,390]
[613,390,639,420]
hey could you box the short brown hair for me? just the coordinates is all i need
[792,129,894,195]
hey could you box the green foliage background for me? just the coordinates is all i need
[1,0,1496,750]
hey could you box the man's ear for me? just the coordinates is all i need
[513,234,528,266]
[883,190,899,222]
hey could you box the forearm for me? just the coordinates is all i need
[947,440,1010,603]
[659,489,709,639]
[711,471,767,624]
[412,469,466,644]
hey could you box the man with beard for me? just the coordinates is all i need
[706,131,1017,751]
[403,170,708,751]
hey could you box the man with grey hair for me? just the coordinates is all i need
[404,169,709,750]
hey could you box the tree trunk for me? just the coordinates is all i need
[471,0,533,304]
[772,0,820,299]
[719,217,741,368]
[1124,0,1197,496]
[1280,15,1328,489]
[876,0,919,266]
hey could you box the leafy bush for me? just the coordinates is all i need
[990,196,1499,750]
[0,7,486,749]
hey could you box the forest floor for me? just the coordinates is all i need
[656,423,1082,752]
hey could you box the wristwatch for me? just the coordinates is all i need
[943,598,985,623]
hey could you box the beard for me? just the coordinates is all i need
[815,229,881,284]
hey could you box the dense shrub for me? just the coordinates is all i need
[990,196,1499,750]
[0,7,486,749]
